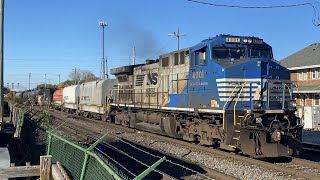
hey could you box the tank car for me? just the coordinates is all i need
[109,34,303,158]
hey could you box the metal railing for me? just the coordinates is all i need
[248,80,293,110]
[233,83,245,125]
[222,84,241,130]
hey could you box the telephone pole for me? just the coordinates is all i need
[73,68,77,84]
[0,0,4,129]
[99,21,108,80]
[58,74,61,84]
[28,72,31,90]
[168,27,186,51]
[105,56,108,79]
[132,46,136,65]
[44,73,47,88]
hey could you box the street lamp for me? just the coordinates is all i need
[168,27,186,51]
[99,21,108,80]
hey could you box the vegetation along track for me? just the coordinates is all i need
[31,107,320,180]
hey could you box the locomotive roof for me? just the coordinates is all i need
[159,47,190,57]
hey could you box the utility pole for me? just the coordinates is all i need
[168,27,186,51]
[58,74,60,84]
[132,46,136,65]
[99,21,108,80]
[0,0,4,129]
[105,56,108,79]
[128,55,131,65]
[74,68,77,85]
[28,72,31,90]
[44,73,47,88]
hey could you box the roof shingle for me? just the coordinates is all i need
[280,43,320,69]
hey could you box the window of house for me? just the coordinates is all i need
[298,71,303,80]
[303,70,308,80]
[301,94,308,106]
[312,68,317,79]
[314,94,320,106]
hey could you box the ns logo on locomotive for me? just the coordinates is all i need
[17,34,302,158]
[110,34,302,158]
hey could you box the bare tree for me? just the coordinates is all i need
[69,68,82,84]
[68,69,98,85]
[81,70,98,82]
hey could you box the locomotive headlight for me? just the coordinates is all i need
[247,39,253,43]
[253,100,262,109]
[289,100,297,109]
[243,38,248,43]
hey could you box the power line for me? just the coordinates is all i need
[187,0,311,9]
[187,0,320,26]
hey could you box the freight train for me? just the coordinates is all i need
[16,34,303,158]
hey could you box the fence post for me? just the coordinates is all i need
[40,155,52,180]
[46,134,52,155]
[46,120,68,155]
[133,156,166,180]
[80,133,108,180]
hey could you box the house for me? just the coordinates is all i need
[280,43,320,107]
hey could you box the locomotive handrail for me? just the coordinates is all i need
[234,83,246,125]
[222,84,240,130]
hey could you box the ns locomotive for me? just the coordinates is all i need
[15,34,302,158]
[109,34,303,158]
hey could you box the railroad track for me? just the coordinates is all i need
[29,107,320,180]
[27,108,235,180]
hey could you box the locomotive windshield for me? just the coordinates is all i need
[249,48,272,59]
[212,47,245,60]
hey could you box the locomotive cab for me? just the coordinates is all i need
[186,35,303,157]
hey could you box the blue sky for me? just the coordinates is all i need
[4,0,320,90]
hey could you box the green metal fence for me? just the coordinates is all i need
[14,105,166,180]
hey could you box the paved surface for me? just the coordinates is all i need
[0,147,10,180]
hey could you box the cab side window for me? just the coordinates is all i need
[195,47,206,66]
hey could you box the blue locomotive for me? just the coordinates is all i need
[110,34,302,158]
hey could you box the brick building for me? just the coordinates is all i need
[280,43,320,107]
